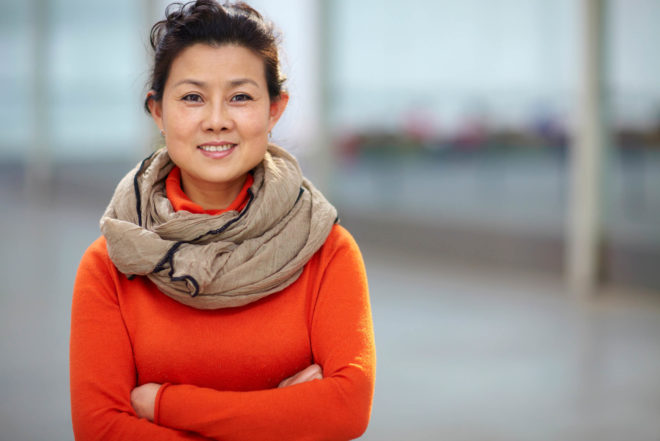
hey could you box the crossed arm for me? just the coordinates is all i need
[70,233,375,441]
[130,364,324,422]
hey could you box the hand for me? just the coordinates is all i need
[131,382,161,421]
[278,364,323,388]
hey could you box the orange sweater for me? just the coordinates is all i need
[69,169,376,441]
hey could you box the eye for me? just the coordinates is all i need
[231,93,253,103]
[181,93,203,103]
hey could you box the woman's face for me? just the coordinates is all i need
[148,43,288,205]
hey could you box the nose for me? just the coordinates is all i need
[202,101,233,132]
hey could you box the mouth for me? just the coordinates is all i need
[198,143,236,152]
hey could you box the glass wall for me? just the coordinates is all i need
[0,1,33,159]
[326,0,660,290]
[605,0,660,289]
[0,0,657,289]
[328,0,577,232]
[0,0,150,162]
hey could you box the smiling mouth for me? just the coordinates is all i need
[198,144,236,152]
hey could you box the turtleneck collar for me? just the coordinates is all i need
[165,166,253,215]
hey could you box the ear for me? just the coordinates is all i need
[267,92,289,132]
[146,90,164,131]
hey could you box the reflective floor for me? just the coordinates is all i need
[361,243,660,441]
[1,168,659,441]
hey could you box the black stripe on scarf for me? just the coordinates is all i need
[152,188,256,297]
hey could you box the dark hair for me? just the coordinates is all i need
[144,0,286,113]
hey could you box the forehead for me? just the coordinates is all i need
[167,43,266,86]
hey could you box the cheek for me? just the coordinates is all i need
[162,103,197,136]
[166,115,196,138]
[241,106,273,135]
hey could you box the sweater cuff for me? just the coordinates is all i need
[153,383,171,425]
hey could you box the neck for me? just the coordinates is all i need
[180,172,247,211]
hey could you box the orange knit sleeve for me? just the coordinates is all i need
[154,227,376,440]
[69,238,211,441]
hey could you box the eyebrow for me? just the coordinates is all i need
[228,78,259,88]
[172,78,259,88]
[173,79,206,88]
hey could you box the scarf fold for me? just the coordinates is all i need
[100,144,338,309]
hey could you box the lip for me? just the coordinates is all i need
[197,142,237,159]
[199,141,236,146]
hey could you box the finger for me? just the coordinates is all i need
[130,383,160,421]
[278,376,292,388]
[290,364,320,384]
[279,364,323,388]
[297,364,322,382]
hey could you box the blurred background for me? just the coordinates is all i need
[1,0,659,440]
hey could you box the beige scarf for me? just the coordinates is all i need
[100,144,337,309]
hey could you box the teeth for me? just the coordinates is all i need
[199,144,234,152]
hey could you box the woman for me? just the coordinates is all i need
[69,1,376,440]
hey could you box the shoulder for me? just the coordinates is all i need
[321,224,362,258]
[311,224,366,276]
[79,236,111,267]
[75,236,118,287]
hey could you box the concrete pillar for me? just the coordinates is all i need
[315,0,334,196]
[567,0,607,298]
[25,0,52,201]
